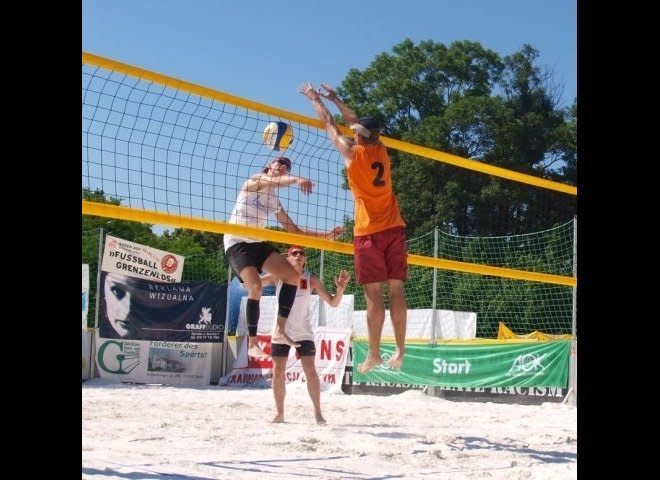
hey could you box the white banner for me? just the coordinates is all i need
[220,327,352,393]
[94,332,212,386]
[82,264,89,329]
[236,295,354,334]
[352,308,477,340]
[101,234,184,283]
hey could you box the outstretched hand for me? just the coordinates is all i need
[318,83,339,101]
[334,270,350,290]
[297,177,314,194]
[299,82,320,101]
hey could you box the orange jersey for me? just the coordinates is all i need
[347,144,406,236]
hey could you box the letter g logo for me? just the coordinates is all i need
[97,340,129,374]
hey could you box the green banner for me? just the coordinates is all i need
[352,341,569,388]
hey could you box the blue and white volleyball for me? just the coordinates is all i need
[262,121,293,151]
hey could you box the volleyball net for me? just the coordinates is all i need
[82,52,576,337]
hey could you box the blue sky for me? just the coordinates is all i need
[82,0,576,118]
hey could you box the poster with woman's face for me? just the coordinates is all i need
[98,271,226,342]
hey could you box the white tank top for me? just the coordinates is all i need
[270,271,314,343]
[223,187,283,251]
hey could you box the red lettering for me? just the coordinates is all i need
[248,358,272,367]
[257,335,271,354]
[286,371,300,381]
[335,340,345,360]
[320,339,332,360]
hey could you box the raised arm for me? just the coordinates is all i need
[243,173,313,195]
[299,83,354,162]
[318,83,359,125]
[275,208,345,240]
[310,270,350,307]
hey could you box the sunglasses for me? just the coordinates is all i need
[289,250,305,257]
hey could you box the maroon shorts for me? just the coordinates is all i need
[353,227,407,284]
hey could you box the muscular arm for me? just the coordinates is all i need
[299,83,354,165]
[243,173,313,194]
[310,270,350,307]
[275,209,344,240]
[319,83,359,125]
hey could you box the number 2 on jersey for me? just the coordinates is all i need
[371,161,385,187]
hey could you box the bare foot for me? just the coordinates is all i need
[271,413,284,423]
[357,357,383,374]
[247,345,270,360]
[315,412,326,425]
[387,355,404,371]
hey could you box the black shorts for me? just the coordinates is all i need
[226,242,279,278]
[270,340,316,358]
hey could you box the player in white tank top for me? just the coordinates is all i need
[223,156,344,360]
[261,245,350,424]
[271,270,314,343]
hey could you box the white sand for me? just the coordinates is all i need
[82,379,576,479]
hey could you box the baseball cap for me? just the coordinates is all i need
[263,156,292,173]
[349,117,381,138]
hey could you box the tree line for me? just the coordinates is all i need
[333,39,575,238]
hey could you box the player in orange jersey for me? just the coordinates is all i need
[300,82,408,373]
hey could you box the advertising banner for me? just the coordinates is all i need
[98,271,226,342]
[82,264,89,329]
[352,340,569,388]
[101,234,184,283]
[95,332,213,385]
[220,327,352,393]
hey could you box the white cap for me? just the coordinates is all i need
[349,123,372,138]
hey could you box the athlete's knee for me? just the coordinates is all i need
[363,284,384,304]
[244,282,263,298]
[272,361,287,374]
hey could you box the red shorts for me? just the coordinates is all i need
[353,227,407,284]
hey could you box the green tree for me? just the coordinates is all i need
[335,39,576,237]
[156,228,227,282]
[159,229,224,256]
[82,188,157,244]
